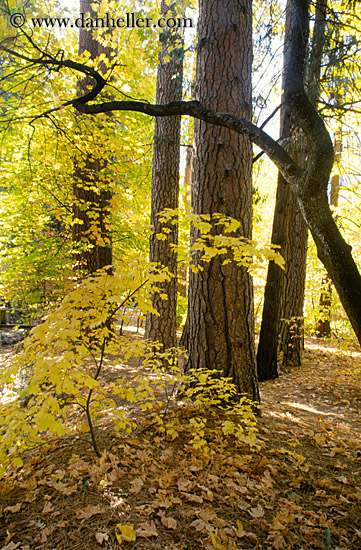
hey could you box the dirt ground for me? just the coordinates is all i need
[0,330,361,550]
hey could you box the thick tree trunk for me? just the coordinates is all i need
[145,1,183,350]
[73,0,112,274]
[186,0,259,401]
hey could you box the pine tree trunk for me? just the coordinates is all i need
[145,1,183,350]
[186,0,259,401]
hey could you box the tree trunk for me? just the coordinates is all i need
[316,129,341,337]
[186,0,259,402]
[257,0,303,381]
[73,0,113,274]
[145,1,183,350]
[280,197,308,366]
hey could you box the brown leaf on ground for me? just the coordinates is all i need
[160,515,177,529]
[137,521,158,538]
[248,504,265,518]
[4,503,21,514]
[76,504,105,520]
[94,532,109,544]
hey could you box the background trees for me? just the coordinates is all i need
[0,0,361,365]
[257,0,328,381]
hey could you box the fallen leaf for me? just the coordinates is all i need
[210,530,227,549]
[268,533,287,549]
[336,476,349,485]
[313,433,327,446]
[236,520,246,537]
[248,504,265,518]
[158,471,175,488]
[76,504,104,520]
[95,533,109,544]
[190,519,207,532]
[160,515,177,529]
[137,521,158,538]
[177,478,194,492]
[199,510,217,522]
[129,477,144,494]
[181,491,203,503]
[0,542,22,550]
[42,501,54,514]
[153,495,173,508]
[4,503,22,514]
[116,523,136,543]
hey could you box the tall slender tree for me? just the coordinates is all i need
[145,1,184,350]
[279,0,327,367]
[186,0,259,401]
[257,0,327,379]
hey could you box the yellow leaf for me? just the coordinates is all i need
[210,530,226,549]
[116,523,136,543]
[236,520,246,537]
[314,433,327,446]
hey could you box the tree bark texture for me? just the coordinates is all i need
[73,0,113,274]
[280,194,308,366]
[145,1,183,349]
[186,0,259,402]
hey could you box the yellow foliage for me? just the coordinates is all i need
[115,523,137,543]
[0,211,266,474]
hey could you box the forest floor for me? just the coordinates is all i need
[0,329,361,550]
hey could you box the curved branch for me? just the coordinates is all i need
[72,98,303,187]
[1,44,106,104]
